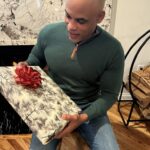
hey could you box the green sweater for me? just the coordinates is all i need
[27,22,124,120]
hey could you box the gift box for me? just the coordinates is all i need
[0,66,81,145]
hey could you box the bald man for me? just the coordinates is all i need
[26,0,124,149]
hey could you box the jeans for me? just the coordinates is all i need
[30,115,119,150]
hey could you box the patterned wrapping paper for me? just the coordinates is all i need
[0,66,81,145]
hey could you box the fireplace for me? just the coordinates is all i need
[0,45,33,134]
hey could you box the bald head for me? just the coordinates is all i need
[96,0,106,11]
[65,0,105,43]
[65,0,106,12]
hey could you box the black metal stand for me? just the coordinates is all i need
[118,30,150,127]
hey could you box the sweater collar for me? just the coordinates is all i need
[70,26,101,60]
[75,26,100,46]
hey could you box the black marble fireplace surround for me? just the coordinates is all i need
[0,45,33,134]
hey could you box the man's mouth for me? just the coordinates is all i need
[69,32,80,39]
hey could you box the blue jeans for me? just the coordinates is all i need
[30,115,119,150]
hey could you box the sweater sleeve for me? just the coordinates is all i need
[83,45,124,120]
[26,27,47,68]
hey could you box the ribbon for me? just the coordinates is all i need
[14,65,42,89]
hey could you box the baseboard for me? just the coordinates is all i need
[119,92,133,100]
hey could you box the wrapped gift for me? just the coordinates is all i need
[0,66,81,145]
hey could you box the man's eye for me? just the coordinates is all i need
[76,19,88,24]
[65,13,71,19]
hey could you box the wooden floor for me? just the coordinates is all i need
[0,102,150,150]
[0,134,31,150]
[108,102,150,150]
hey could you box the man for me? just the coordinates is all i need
[21,0,124,149]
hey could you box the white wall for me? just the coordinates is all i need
[113,0,150,98]
[114,0,150,79]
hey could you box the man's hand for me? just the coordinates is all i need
[17,61,28,66]
[54,113,88,139]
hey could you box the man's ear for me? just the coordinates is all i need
[96,11,105,23]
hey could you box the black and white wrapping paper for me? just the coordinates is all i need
[0,66,81,145]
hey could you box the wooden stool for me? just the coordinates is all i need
[57,132,90,150]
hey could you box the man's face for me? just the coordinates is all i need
[65,0,102,43]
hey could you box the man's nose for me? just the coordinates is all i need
[67,20,77,30]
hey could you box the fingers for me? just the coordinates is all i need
[61,113,88,122]
[55,115,81,139]
[55,114,88,139]
[17,61,28,66]
[12,61,17,66]
[13,61,28,66]
[55,121,78,139]
[61,114,80,121]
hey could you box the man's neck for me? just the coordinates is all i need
[75,26,99,46]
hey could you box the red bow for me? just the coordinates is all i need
[14,65,42,89]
